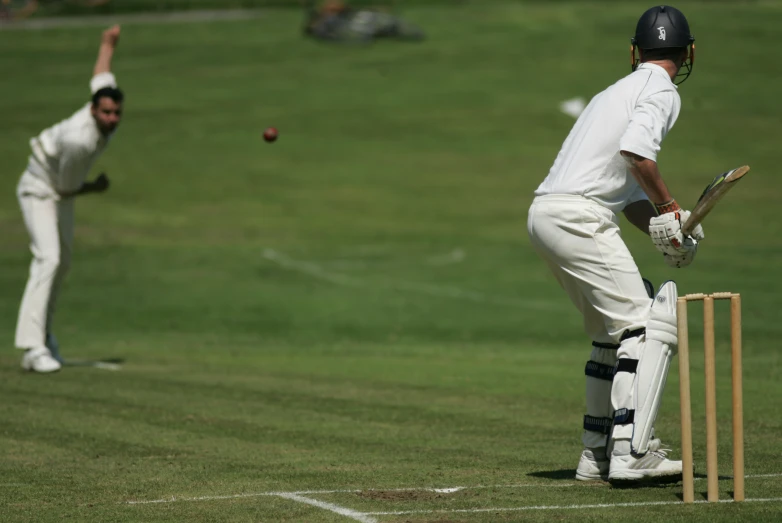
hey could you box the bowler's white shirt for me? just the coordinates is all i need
[535,63,681,213]
[18,72,118,199]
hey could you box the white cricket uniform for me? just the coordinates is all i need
[14,72,118,350]
[526,63,680,448]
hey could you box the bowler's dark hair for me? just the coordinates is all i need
[92,87,124,106]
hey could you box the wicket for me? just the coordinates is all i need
[677,292,744,503]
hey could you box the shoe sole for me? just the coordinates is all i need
[21,361,61,373]
[24,367,61,373]
[575,472,608,481]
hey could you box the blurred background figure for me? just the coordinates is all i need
[303,0,425,43]
[0,0,38,20]
[0,0,111,21]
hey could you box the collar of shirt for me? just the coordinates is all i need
[635,62,677,88]
[97,130,110,146]
[92,119,114,147]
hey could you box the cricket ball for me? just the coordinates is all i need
[263,127,278,143]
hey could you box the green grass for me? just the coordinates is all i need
[20,0,468,18]
[1,2,782,521]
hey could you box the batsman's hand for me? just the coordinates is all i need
[662,249,697,268]
[101,24,120,47]
[649,210,704,256]
[92,173,110,193]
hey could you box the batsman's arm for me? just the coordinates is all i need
[621,151,681,214]
[93,25,120,77]
[623,200,657,235]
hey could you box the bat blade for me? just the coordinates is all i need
[682,165,749,236]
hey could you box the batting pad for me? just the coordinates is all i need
[612,281,679,454]
[583,344,619,448]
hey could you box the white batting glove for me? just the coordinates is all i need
[649,210,705,256]
[663,249,697,268]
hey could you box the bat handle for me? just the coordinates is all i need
[681,217,697,238]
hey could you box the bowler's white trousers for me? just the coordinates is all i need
[527,194,652,448]
[15,175,74,350]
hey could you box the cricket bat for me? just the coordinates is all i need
[682,165,750,237]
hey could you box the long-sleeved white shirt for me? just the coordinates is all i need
[535,63,680,213]
[18,72,118,199]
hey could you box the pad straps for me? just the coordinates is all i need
[585,360,616,381]
[584,415,612,435]
[591,327,645,350]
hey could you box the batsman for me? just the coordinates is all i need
[527,6,703,482]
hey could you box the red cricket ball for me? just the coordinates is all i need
[263,127,278,143]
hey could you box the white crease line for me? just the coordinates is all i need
[276,493,377,523]
[126,493,272,505]
[315,248,466,270]
[125,490,363,505]
[124,473,782,505]
[365,497,782,516]
[263,249,360,287]
[262,248,560,310]
[123,484,544,504]
[426,248,466,266]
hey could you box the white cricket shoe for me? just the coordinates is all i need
[608,439,682,483]
[575,447,609,481]
[21,347,62,373]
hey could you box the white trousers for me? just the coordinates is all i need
[527,195,652,448]
[15,186,74,350]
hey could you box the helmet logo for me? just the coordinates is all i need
[657,26,666,40]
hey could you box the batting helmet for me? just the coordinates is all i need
[630,6,695,84]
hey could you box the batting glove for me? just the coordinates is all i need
[649,210,705,256]
[663,249,697,268]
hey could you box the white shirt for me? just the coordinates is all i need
[18,72,118,199]
[535,63,681,213]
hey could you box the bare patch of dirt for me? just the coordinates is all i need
[357,489,444,501]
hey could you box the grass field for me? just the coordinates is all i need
[2,2,782,521]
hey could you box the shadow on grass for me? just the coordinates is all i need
[527,469,577,481]
[62,357,125,371]
[528,469,733,496]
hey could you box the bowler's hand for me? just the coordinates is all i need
[92,173,110,193]
[101,24,120,47]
